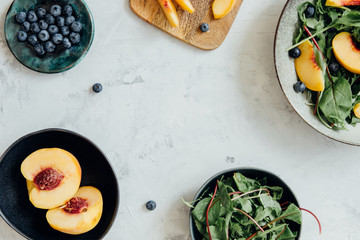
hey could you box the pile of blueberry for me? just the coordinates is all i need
[15,4,82,56]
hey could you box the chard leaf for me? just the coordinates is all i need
[278,203,302,224]
[208,199,221,225]
[192,197,210,223]
[217,181,233,214]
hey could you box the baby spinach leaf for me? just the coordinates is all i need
[218,181,233,214]
[192,197,211,222]
[278,204,302,224]
[259,195,282,216]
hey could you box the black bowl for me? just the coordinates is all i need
[0,128,119,240]
[189,168,301,240]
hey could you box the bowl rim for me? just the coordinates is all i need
[4,0,95,74]
[273,0,360,146]
[0,128,119,240]
[189,167,300,240]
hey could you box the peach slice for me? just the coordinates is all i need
[294,40,325,92]
[332,32,360,74]
[354,103,360,118]
[157,0,179,27]
[46,186,103,235]
[212,0,237,19]
[325,0,360,7]
[174,0,195,13]
[20,148,81,209]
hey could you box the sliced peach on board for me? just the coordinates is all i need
[294,40,325,92]
[157,0,179,27]
[332,32,360,74]
[174,0,195,13]
[20,148,81,209]
[325,0,360,7]
[46,186,103,235]
[212,0,237,19]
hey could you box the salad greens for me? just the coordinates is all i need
[290,0,360,129]
[184,173,302,240]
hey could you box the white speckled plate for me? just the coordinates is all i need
[274,0,360,146]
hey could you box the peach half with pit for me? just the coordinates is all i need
[20,148,81,209]
[325,0,360,7]
[46,186,103,235]
[332,32,360,74]
[294,40,325,92]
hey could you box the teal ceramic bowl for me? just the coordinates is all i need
[4,0,94,73]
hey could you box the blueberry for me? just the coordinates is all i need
[52,33,63,44]
[50,5,62,17]
[15,11,27,23]
[329,62,340,75]
[56,16,65,27]
[71,21,82,33]
[38,30,50,42]
[304,6,315,18]
[30,22,40,33]
[48,25,59,35]
[27,10,37,23]
[92,83,103,93]
[44,41,56,53]
[200,23,209,32]
[69,32,80,44]
[17,31,28,42]
[63,5,73,16]
[27,34,38,46]
[45,14,55,25]
[62,38,72,49]
[39,20,48,30]
[36,8,47,18]
[145,201,156,211]
[34,43,45,56]
[293,81,306,93]
[60,26,70,36]
[289,47,301,58]
[65,16,75,26]
[22,21,30,32]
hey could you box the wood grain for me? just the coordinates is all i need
[130,0,243,50]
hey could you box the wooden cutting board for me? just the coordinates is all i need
[130,0,244,50]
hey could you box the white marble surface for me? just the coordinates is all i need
[0,0,359,239]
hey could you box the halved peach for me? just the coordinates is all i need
[46,186,103,235]
[332,32,360,74]
[294,40,325,92]
[325,0,360,7]
[212,0,237,19]
[20,148,81,209]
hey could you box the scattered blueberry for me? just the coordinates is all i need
[65,16,75,26]
[48,25,59,35]
[36,8,47,18]
[38,30,50,42]
[288,47,301,58]
[60,26,70,36]
[69,32,80,44]
[293,81,306,93]
[50,5,62,17]
[34,43,45,56]
[17,31,28,42]
[63,5,73,16]
[304,6,315,18]
[15,11,27,23]
[22,21,30,32]
[27,34,38,46]
[44,41,56,53]
[200,23,209,32]
[52,33,63,44]
[38,20,48,30]
[71,21,82,33]
[329,62,340,75]
[145,201,156,211]
[56,16,65,27]
[27,10,38,23]
[92,83,103,93]
[62,37,72,49]
[45,13,55,25]
[30,22,40,33]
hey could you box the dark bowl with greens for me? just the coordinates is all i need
[188,168,301,240]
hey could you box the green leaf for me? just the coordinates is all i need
[217,181,233,214]
[233,173,260,192]
[278,203,302,224]
[259,195,282,216]
[192,197,211,223]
